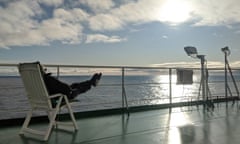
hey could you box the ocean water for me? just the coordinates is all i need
[0,74,239,120]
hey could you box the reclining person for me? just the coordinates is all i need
[39,64,102,106]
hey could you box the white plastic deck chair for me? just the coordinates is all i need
[18,62,78,141]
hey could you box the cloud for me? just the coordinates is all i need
[151,61,225,68]
[39,17,83,44]
[190,0,240,26]
[0,0,129,48]
[151,60,240,69]
[230,61,240,68]
[86,34,126,43]
[39,0,64,7]
[88,14,124,31]
[151,62,201,68]
[1,0,240,48]
[162,35,168,39]
[79,0,115,13]
[0,0,44,48]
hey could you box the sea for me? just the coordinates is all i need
[0,74,240,120]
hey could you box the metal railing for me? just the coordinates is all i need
[0,63,240,120]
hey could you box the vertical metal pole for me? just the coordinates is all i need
[169,68,172,105]
[224,52,228,98]
[122,67,130,116]
[57,66,60,79]
[227,61,240,98]
[200,56,206,103]
[205,63,209,101]
[122,67,125,109]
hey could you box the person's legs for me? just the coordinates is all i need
[71,80,92,94]
[69,73,102,99]
[90,73,102,87]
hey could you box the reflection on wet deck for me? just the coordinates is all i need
[1,102,240,144]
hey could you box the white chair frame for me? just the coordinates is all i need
[18,62,78,141]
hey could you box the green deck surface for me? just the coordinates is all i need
[1,103,240,144]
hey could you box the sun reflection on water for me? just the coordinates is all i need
[151,74,199,104]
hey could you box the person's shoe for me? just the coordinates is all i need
[90,73,102,87]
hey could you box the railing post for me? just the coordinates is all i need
[57,66,60,79]
[169,68,172,105]
[122,67,125,108]
[122,67,129,116]
[224,52,228,99]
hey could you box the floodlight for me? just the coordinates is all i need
[221,46,230,56]
[184,46,198,58]
[183,46,214,109]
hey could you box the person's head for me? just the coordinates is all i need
[36,61,47,75]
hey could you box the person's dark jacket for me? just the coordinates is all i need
[43,73,71,97]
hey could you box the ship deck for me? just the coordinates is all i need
[1,102,240,144]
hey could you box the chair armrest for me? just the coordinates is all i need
[60,98,79,107]
[48,93,64,99]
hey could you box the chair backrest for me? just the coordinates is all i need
[18,62,52,110]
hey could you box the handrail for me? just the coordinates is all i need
[0,63,240,120]
[2,62,240,70]
[2,62,240,73]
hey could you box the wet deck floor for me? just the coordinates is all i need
[1,102,240,144]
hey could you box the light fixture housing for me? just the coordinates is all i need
[221,46,230,56]
[184,46,198,58]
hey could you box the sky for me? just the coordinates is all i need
[1,0,240,68]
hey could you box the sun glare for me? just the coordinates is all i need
[158,0,192,24]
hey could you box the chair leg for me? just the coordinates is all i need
[44,110,58,141]
[68,107,78,130]
[20,109,59,141]
[19,110,33,135]
[63,96,78,130]
[44,97,64,140]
